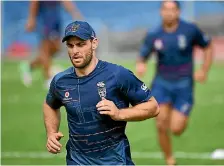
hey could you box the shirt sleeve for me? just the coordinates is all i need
[46,77,63,109]
[115,66,152,106]
[139,30,155,60]
[193,24,211,48]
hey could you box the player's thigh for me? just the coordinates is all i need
[151,78,173,130]
[173,85,194,116]
[155,103,172,131]
[40,22,61,55]
[38,39,58,60]
[170,109,189,136]
[49,38,61,55]
[38,40,51,61]
[171,85,193,135]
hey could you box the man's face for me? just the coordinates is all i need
[160,1,180,25]
[66,36,98,69]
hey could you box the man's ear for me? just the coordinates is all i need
[91,38,98,50]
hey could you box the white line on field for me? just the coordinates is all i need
[1,151,221,160]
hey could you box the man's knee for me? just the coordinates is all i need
[170,109,188,136]
[156,118,169,133]
[50,39,60,54]
[170,119,187,136]
[156,104,172,133]
[170,126,185,136]
[40,54,50,63]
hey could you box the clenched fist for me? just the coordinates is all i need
[46,132,64,154]
[194,69,208,83]
[96,98,121,121]
[136,61,147,78]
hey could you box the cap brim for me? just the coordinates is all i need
[62,32,90,42]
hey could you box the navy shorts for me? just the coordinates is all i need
[66,140,134,165]
[151,75,194,116]
[39,19,61,41]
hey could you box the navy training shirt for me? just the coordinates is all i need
[140,19,211,80]
[46,60,152,157]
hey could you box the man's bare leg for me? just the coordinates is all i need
[170,109,189,136]
[156,103,176,165]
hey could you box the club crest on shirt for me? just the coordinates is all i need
[178,34,187,49]
[141,83,148,92]
[65,92,70,98]
[97,81,106,99]
[154,39,163,50]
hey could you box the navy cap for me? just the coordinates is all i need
[62,21,96,42]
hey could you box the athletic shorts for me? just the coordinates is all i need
[151,75,194,116]
[66,139,134,165]
[39,19,61,41]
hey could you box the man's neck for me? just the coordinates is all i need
[163,20,179,33]
[75,57,99,77]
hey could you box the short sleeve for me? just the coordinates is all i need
[116,66,152,106]
[193,24,211,48]
[139,30,155,60]
[46,77,63,109]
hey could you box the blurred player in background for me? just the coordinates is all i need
[20,1,83,88]
[43,21,159,165]
[136,1,213,165]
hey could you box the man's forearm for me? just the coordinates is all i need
[29,1,38,19]
[201,43,213,73]
[119,97,159,121]
[62,1,82,19]
[43,102,61,136]
[137,56,147,63]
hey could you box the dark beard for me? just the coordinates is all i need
[163,18,179,27]
[70,48,93,69]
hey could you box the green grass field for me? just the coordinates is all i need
[2,60,224,165]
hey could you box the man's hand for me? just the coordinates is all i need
[26,17,36,32]
[46,132,64,154]
[194,69,208,83]
[136,61,147,78]
[96,98,121,121]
